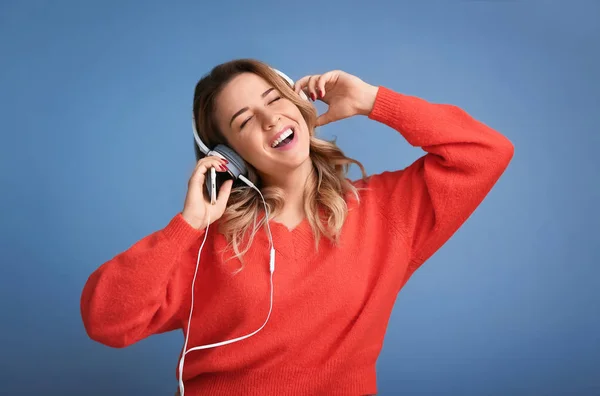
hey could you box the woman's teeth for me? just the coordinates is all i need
[272,128,294,148]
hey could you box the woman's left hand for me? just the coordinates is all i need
[294,70,379,126]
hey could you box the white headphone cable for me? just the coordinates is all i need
[177,175,275,396]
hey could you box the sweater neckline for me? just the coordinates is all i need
[267,217,314,259]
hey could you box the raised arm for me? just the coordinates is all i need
[366,87,514,276]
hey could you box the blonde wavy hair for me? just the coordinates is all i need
[192,59,367,266]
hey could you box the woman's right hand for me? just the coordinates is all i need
[181,156,234,230]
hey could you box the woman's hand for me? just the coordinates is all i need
[181,156,233,230]
[294,70,379,126]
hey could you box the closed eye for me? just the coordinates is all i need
[240,96,282,129]
[240,116,252,129]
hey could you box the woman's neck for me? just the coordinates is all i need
[261,158,314,227]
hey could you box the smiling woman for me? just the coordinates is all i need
[211,70,315,192]
[80,58,514,395]
[192,62,367,255]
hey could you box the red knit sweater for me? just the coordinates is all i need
[80,87,513,395]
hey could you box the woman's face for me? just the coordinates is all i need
[214,72,311,183]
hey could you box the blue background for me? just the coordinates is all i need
[1,1,598,395]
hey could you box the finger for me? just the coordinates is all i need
[294,75,312,93]
[194,156,227,177]
[316,110,335,127]
[307,75,319,101]
[197,155,227,169]
[295,75,319,101]
[189,156,227,187]
[315,71,333,99]
[214,179,234,210]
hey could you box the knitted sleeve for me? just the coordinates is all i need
[366,87,514,278]
[80,213,204,347]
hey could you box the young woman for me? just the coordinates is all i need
[80,59,514,396]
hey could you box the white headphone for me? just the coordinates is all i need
[178,68,307,396]
[192,69,307,159]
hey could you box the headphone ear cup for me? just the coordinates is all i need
[211,144,247,179]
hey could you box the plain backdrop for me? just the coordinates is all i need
[1,1,598,395]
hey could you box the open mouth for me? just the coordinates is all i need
[271,127,295,149]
